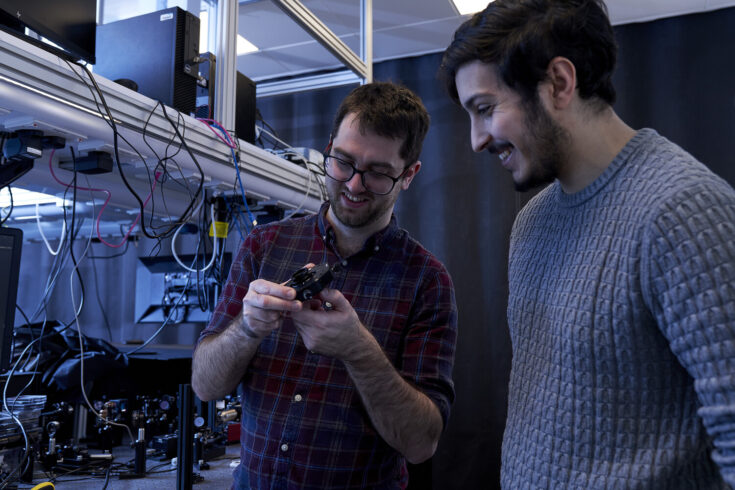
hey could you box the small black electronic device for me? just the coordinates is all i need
[0,0,97,64]
[0,227,23,371]
[285,262,344,301]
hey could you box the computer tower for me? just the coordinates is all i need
[195,64,256,145]
[95,7,199,114]
[236,72,256,144]
[195,52,216,120]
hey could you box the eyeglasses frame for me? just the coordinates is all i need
[322,152,412,195]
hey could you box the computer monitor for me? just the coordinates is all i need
[0,0,97,64]
[0,227,22,372]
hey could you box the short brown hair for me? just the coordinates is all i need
[331,82,430,166]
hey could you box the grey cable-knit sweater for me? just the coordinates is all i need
[502,129,735,489]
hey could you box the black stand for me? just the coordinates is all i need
[176,383,194,490]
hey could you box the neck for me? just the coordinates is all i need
[326,206,392,257]
[557,106,636,194]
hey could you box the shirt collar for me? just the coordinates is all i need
[316,201,399,255]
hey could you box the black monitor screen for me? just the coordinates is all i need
[0,227,22,372]
[0,0,96,64]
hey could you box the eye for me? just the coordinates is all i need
[476,104,494,116]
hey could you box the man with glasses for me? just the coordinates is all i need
[192,82,458,489]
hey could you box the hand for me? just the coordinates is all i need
[240,279,302,338]
[290,288,367,359]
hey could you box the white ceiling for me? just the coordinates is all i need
[236,0,735,82]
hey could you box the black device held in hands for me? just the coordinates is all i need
[285,262,344,301]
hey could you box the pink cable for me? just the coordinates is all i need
[197,118,237,149]
[48,149,161,248]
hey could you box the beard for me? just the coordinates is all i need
[514,98,570,192]
[326,181,399,229]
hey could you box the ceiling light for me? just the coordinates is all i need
[237,35,258,55]
[0,188,60,207]
[451,0,493,16]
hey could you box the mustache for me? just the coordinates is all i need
[487,142,512,154]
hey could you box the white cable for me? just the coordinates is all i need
[36,203,67,256]
[125,274,192,355]
[291,158,315,216]
[257,126,294,150]
[69,210,135,444]
[171,202,219,273]
[0,337,39,488]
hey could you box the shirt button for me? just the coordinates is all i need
[373,245,379,252]
[281,443,289,452]
[294,394,302,402]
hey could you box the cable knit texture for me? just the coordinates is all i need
[503,129,735,489]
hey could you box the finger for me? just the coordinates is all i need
[317,288,348,310]
[248,294,302,314]
[244,307,283,324]
[302,299,322,311]
[251,279,297,300]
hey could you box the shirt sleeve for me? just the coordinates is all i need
[399,262,458,429]
[642,181,735,486]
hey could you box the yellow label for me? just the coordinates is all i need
[209,221,228,238]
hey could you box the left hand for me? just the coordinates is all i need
[290,288,366,359]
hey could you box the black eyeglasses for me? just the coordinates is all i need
[323,154,410,195]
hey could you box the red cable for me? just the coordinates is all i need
[48,149,161,248]
[197,118,237,149]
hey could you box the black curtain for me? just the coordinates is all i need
[255,7,735,489]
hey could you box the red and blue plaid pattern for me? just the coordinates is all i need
[198,203,458,489]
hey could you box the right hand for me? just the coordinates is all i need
[240,279,303,338]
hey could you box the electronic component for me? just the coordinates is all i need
[285,261,345,301]
[58,150,113,174]
[95,7,200,114]
[2,130,43,162]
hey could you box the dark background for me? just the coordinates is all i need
[255,7,735,489]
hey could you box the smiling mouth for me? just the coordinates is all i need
[343,191,368,204]
[492,143,514,165]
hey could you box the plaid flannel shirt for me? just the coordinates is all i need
[197,203,458,490]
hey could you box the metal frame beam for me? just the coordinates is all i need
[0,31,323,219]
[270,0,369,80]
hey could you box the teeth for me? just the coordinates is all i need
[499,149,512,161]
[344,193,365,203]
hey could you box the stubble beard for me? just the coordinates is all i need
[514,98,570,192]
[328,183,398,229]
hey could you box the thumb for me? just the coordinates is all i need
[318,288,347,309]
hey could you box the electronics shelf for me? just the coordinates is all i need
[0,30,323,224]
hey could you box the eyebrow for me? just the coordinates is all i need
[332,147,395,171]
[461,93,495,112]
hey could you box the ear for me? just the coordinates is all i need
[400,161,422,190]
[543,56,576,110]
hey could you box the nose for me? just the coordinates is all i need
[344,171,366,193]
[470,118,491,153]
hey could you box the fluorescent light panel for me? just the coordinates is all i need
[198,10,258,56]
[0,188,69,207]
[452,0,492,16]
[237,35,258,55]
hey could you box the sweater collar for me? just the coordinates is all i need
[554,128,658,208]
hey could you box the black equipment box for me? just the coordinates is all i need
[95,7,200,114]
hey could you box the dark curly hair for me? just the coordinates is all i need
[439,0,617,107]
[331,82,430,166]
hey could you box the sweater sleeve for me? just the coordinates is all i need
[641,181,735,486]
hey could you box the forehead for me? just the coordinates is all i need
[332,113,405,167]
[455,60,514,107]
